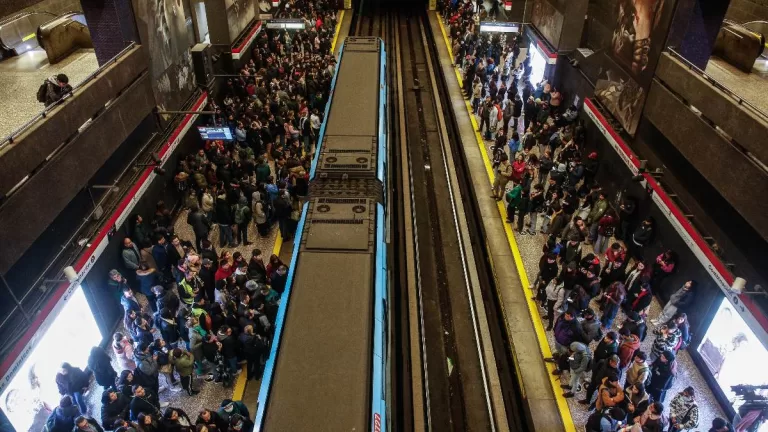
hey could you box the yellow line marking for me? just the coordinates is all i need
[272,231,283,257]
[331,10,345,54]
[232,366,248,401]
[436,14,576,432]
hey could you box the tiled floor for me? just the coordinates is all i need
[448,29,727,426]
[0,48,98,140]
[704,56,768,119]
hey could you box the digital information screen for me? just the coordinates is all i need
[479,22,520,33]
[198,126,234,141]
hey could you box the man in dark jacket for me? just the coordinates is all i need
[56,363,91,414]
[73,416,103,432]
[100,388,130,430]
[129,386,161,420]
[216,325,239,375]
[216,193,236,248]
[652,280,696,326]
[549,309,586,356]
[151,236,171,280]
[580,354,620,406]
[40,74,72,105]
[47,396,81,432]
[186,207,211,252]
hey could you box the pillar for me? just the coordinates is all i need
[80,0,139,65]
[667,0,731,69]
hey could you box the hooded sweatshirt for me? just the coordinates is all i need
[618,334,641,369]
[568,342,591,374]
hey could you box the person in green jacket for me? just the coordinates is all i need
[255,157,271,184]
[586,192,609,243]
[187,317,207,375]
[170,348,198,396]
[505,184,523,224]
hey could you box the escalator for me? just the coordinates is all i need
[0,11,92,64]
[0,12,55,56]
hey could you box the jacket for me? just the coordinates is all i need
[56,367,90,396]
[668,393,699,430]
[652,328,681,358]
[217,331,238,359]
[625,359,651,387]
[201,193,215,213]
[134,351,158,377]
[568,342,591,374]
[587,199,608,224]
[595,377,624,410]
[505,185,522,210]
[129,394,159,420]
[101,391,130,429]
[170,351,195,377]
[88,348,117,388]
[668,287,694,309]
[553,316,585,347]
[189,326,206,361]
[158,318,180,344]
[122,245,141,270]
[215,196,233,225]
[618,335,641,369]
[186,211,210,237]
[49,405,81,432]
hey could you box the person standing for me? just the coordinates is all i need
[651,281,696,326]
[56,363,91,414]
[668,387,699,432]
[232,197,252,246]
[88,347,118,390]
[170,348,199,396]
[186,207,211,253]
[215,191,235,248]
[647,350,677,403]
[561,342,591,398]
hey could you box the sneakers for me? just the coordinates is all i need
[204,374,215,382]
[551,369,562,376]
[560,384,572,389]
[578,399,589,405]
[160,401,170,408]
[563,392,575,398]
[527,229,537,235]
[158,385,168,393]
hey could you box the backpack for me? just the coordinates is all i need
[43,412,57,432]
[604,225,615,238]
[585,409,615,432]
[680,402,699,429]
[37,82,48,103]
[640,366,652,388]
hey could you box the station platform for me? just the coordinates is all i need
[428,10,728,431]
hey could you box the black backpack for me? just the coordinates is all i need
[37,82,49,103]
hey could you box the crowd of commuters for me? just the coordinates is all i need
[442,1,734,431]
[44,2,340,432]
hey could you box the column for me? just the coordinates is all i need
[667,0,731,69]
[80,0,139,65]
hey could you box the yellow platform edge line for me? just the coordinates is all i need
[436,14,576,432]
[331,10,345,54]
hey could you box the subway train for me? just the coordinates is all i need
[253,37,389,432]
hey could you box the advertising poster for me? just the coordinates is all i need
[132,0,196,113]
[594,53,646,136]
[610,0,677,86]
[530,0,565,49]
[226,0,257,43]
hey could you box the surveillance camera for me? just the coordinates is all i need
[631,174,644,182]
[731,277,747,294]
[64,266,78,283]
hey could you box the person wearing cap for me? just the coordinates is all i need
[562,341,591,398]
[216,400,250,425]
[582,308,602,342]
[581,354,621,405]
[621,311,648,342]
[668,386,699,432]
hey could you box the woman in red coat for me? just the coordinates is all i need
[510,153,526,185]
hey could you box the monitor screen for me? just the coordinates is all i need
[198,126,233,141]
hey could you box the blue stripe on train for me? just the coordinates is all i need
[253,202,309,432]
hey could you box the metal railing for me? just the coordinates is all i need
[0,41,138,151]
[666,47,768,122]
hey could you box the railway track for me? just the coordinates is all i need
[397,13,498,432]
[351,3,525,430]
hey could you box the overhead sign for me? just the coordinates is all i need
[265,19,305,30]
[479,21,520,33]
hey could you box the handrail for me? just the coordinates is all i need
[0,41,138,151]
[665,47,768,122]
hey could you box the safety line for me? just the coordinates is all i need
[436,14,576,432]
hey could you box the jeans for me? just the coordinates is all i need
[540,214,551,233]
[278,218,291,240]
[656,304,678,324]
[594,233,610,255]
[545,299,557,330]
[180,375,194,395]
[602,302,619,328]
[72,391,87,414]
[218,224,234,247]
[589,222,599,243]
[472,97,480,113]
[569,370,584,391]
[227,357,238,375]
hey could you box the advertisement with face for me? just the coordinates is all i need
[226,0,257,43]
